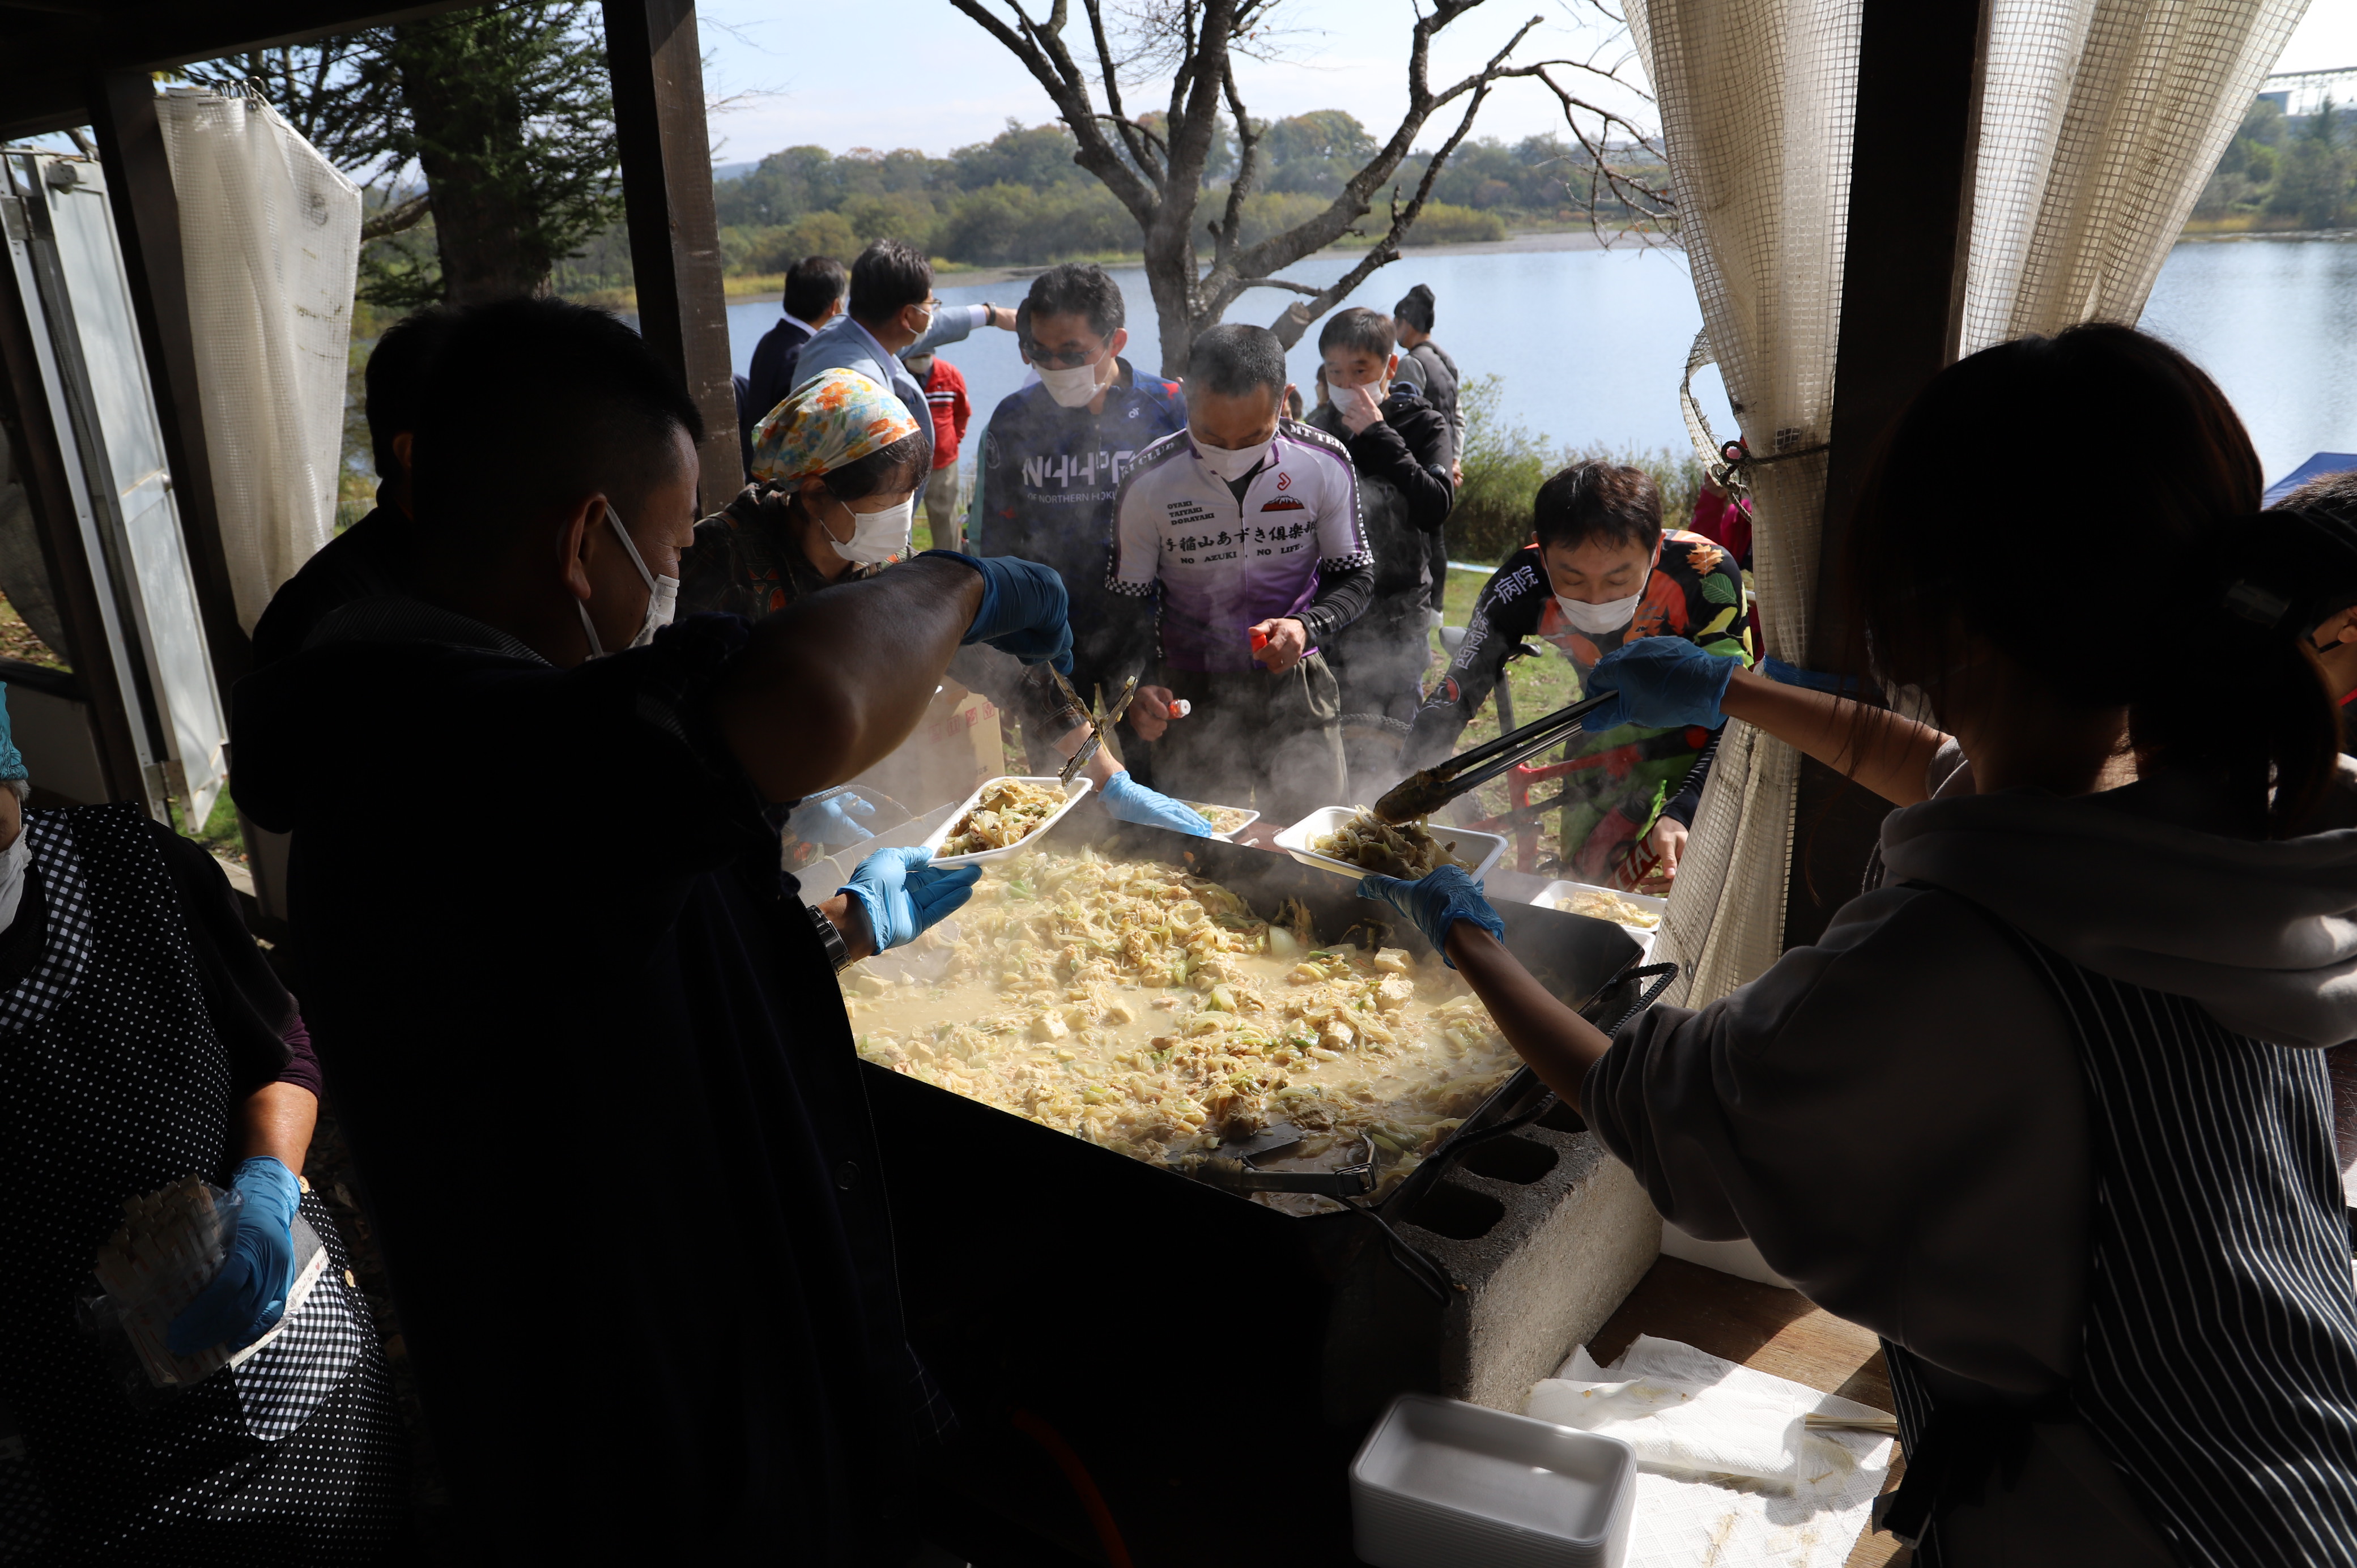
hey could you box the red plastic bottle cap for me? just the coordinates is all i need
[1250,629,1270,651]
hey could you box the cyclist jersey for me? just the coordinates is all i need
[970,361,1186,663]
[1109,419,1370,674]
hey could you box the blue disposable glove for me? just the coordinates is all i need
[919,551,1074,675]
[1580,636,1742,735]
[1354,866,1506,970]
[841,845,982,954]
[788,790,877,850]
[167,1156,301,1356]
[1097,771,1214,837]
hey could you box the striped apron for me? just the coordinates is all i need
[1881,927,2357,1565]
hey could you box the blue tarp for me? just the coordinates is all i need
[2264,452,2357,509]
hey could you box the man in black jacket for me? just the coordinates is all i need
[743,255,846,423]
[1395,283,1463,618]
[1306,306,1453,796]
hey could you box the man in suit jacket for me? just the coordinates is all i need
[790,238,1015,454]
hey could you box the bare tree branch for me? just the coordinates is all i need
[1206,61,1261,284]
[1223,11,1542,289]
[1083,0,1162,186]
[949,0,1636,370]
[360,190,430,241]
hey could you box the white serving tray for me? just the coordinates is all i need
[1533,880,1665,961]
[1534,880,1665,927]
[920,776,1094,867]
[1178,800,1260,841]
[1352,1392,1636,1568]
[1273,807,1508,884]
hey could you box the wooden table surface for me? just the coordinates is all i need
[1588,1255,1913,1568]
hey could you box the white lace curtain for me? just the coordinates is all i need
[1631,0,2305,1008]
[1963,0,2308,351]
[155,88,361,633]
[1627,0,1863,1007]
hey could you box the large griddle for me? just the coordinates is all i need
[862,812,1662,1565]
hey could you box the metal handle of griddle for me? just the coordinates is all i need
[1335,961,1682,1306]
[1190,1154,1376,1200]
[1389,956,1682,1212]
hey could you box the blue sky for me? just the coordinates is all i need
[694,0,2357,166]
[696,0,1662,165]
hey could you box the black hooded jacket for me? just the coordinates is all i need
[1306,390,1453,610]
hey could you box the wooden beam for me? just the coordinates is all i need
[86,70,250,695]
[0,182,148,801]
[603,0,742,512]
[1784,0,1985,951]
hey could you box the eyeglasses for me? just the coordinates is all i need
[1023,339,1105,370]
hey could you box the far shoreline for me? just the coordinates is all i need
[716,223,2352,308]
[723,227,1669,304]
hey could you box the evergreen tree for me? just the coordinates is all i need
[189,6,622,307]
[2270,98,2352,231]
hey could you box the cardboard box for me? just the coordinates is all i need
[849,681,1002,819]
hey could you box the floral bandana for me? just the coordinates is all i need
[750,367,919,483]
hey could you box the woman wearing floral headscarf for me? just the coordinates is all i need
[682,370,1212,860]
[682,367,933,620]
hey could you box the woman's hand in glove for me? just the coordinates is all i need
[840,846,981,955]
[167,1156,302,1356]
[788,790,877,849]
[1354,865,1505,970]
[920,551,1074,674]
[1097,771,1212,836]
[1580,636,1741,734]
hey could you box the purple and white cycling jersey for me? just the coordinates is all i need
[1109,421,1368,673]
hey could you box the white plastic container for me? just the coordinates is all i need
[1352,1393,1636,1568]
[1532,881,1666,960]
[920,776,1094,867]
[1274,807,1509,884]
[1177,800,1259,841]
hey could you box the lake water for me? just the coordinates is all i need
[727,237,2357,486]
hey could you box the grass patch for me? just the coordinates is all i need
[189,782,245,864]
[1448,374,1704,567]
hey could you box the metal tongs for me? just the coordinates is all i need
[1371,692,1615,824]
[1052,671,1138,786]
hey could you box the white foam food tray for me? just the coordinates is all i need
[1273,807,1508,884]
[1533,880,1665,959]
[1178,800,1259,841]
[1354,1393,1636,1568]
[1358,1396,1631,1565]
[920,776,1095,867]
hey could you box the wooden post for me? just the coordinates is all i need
[86,69,250,694]
[0,195,148,803]
[1783,0,1986,950]
[602,0,741,512]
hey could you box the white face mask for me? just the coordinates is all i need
[1553,537,1660,637]
[1194,436,1270,483]
[576,503,677,659]
[1037,357,1108,408]
[826,492,915,565]
[1555,590,1645,635]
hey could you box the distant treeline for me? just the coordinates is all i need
[2193,96,2354,230]
[554,113,1658,291]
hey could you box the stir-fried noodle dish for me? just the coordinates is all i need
[1310,809,1470,878]
[848,850,1519,1206]
[938,778,1067,857]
